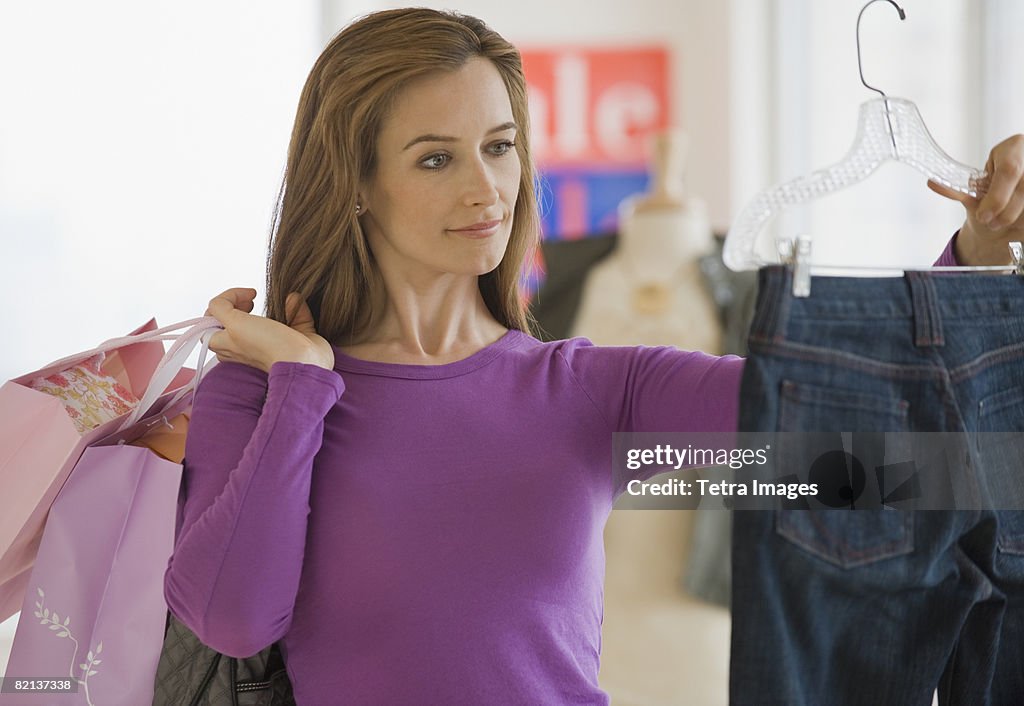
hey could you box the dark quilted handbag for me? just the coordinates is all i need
[152,613,295,706]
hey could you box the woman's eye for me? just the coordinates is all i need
[420,153,450,169]
[490,140,515,156]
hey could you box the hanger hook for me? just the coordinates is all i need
[856,0,906,98]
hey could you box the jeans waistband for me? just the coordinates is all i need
[750,266,1024,349]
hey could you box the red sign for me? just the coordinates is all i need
[520,47,671,168]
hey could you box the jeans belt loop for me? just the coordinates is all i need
[750,266,792,343]
[907,271,945,348]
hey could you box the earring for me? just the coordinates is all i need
[355,202,363,215]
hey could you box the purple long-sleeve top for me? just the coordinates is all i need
[164,237,961,704]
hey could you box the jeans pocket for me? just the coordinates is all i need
[978,387,1024,555]
[775,380,912,510]
[774,381,914,567]
[776,510,914,568]
[778,380,910,432]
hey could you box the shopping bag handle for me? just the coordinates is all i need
[117,318,222,432]
[27,317,222,383]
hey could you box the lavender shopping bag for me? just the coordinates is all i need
[2,446,183,706]
[0,319,219,705]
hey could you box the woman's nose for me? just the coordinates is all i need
[462,159,500,207]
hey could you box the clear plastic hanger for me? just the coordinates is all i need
[722,0,1022,296]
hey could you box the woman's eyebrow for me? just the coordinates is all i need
[402,122,518,151]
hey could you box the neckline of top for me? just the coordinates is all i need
[330,329,529,379]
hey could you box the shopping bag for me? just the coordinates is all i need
[0,318,217,624]
[0,320,218,705]
[1,446,183,706]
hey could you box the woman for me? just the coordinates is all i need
[164,8,1024,704]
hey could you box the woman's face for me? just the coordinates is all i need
[359,57,521,283]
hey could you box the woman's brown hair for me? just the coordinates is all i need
[264,8,540,343]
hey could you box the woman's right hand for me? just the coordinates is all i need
[205,288,335,373]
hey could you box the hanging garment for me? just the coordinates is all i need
[731,265,1024,706]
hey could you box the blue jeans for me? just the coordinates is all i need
[731,266,1024,706]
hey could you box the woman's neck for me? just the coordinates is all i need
[338,274,507,364]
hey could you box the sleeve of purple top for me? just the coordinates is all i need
[934,231,961,266]
[558,340,746,435]
[163,360,344,657]
[557,340,744,493]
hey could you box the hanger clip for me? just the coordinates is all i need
[1009,242,1023,276]
[779,234,813,297]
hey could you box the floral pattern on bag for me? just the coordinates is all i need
[33,588,104,706]
[28,353,140,433]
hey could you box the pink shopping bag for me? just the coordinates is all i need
[0,318,217,624]
[0,319,219,705]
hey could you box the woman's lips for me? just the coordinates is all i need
[448,219,503,238]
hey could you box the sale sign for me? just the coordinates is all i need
[521,47,671,239]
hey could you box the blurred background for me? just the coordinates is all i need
[1,1,1022,703]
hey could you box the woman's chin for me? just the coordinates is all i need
[461,252,507,276]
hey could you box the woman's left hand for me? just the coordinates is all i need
[928,133,1024,266]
